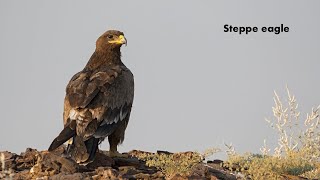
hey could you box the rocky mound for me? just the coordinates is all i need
[0,147,237,180]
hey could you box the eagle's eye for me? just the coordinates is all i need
[107,35,114,39]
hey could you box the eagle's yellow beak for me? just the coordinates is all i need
[108,35,127,46]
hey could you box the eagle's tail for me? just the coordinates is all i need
[48,120,76,151]
[48,120,99,164]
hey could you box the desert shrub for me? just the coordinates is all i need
[224,87,320,179]
[135,148,220,179]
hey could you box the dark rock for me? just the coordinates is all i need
[6,148,239,180]
[157,150,173,155]
[113,156,142,168]
[206,162,225,171]
[13,170,31,180]
[0,151,18,160]
[133,172,152,179]
[207,168,237,180]
[15,148,39,171]
[0,151,19,170]
[51,173,91,180]
[30,151,79,178]
[191,163,210,178]
[93,167,119,180]
[189,163,237,180]
[207,159,223,164]
[50,145,67,156]
[119,166,139,176]
[86,151,115,170]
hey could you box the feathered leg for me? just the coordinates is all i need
[107,118,129,158]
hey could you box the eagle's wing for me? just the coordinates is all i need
[66,67,120,109]
[49,65,134,151]
[68,65,134,134]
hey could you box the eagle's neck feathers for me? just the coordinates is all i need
[84,47,122,70]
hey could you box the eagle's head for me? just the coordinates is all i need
[96,30,127,51]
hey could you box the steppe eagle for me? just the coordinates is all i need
[48,30,134,164]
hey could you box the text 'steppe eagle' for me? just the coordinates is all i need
[48,30,134,165]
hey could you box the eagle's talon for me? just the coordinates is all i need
[107,151,128,158]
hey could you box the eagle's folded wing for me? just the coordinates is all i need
[66,67,121,109]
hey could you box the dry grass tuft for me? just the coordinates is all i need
[224,87,320,179]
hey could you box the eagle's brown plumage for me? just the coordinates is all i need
[48,30,134,164]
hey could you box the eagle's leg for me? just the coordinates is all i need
[107,131,128,158]
[107,147,128,158]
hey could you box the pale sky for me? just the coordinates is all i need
[1,1,319,160]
